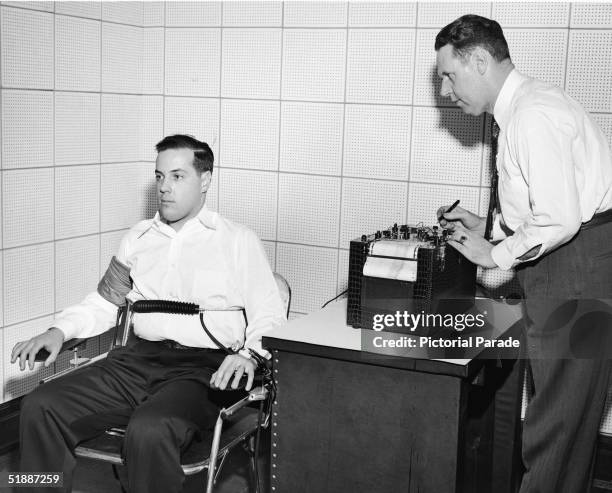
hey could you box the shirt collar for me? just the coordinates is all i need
[493,69,529,132]
[151,203,218,232]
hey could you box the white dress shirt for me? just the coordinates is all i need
[491,69,612,270]
[53,205,286,356]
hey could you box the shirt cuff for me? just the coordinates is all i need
[491,240,517,271]
[51,317,79,341]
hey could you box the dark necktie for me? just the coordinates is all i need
[484,118,500,240]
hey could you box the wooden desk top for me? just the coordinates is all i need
[263,298,524,378]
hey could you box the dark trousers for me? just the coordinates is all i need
[516,220,612,493]
[19,339,241,493]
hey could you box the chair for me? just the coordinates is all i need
[37,273,291,493]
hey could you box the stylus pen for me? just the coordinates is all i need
[438,199,460,222]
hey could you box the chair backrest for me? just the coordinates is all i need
[273,272,291,318]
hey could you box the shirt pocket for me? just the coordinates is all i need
[191,269,235,309]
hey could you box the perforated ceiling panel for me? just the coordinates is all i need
[221,29,282,99]
[284,1,347,27]
[218,168,278,241]
[222,1,282,26]
[343,104,411,181]
[412,29,449,107]
[55,165,100,240]
[1,7,53,89]
[276,243,338,313]
[410,108,484,186]
[101,23,142,94]
[566,30,612,112]
[3,244,54,326]
[164,97,220,161]
[166,1,221,27]
[55,1,101,19]
[220,99,279,170]
[492,2,570,27]
[340,178,407,246]
[417,2,491,29]
[280,101,344,176]
[2,89,54,169]
[277,173,341,247]
[348,2,416,27]
[139,96,164,162]
[346,29,415,105]
[282,30,346,102]
[407,183,480,225]
[101,94,141,163]
[3,168,54,249]
[505,29,567,88]
[55,235,100,312]
[142,28,164,95]
[571,2,612,28]
[55,92,100,166]
[165,29,221,97]
[55,15,100,92]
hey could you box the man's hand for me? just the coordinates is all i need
[437,205,486,237]
[10,328,65,371]
[447,227,497,268]
[210,354,257,391]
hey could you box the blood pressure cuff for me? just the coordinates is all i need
[97,256,132,306]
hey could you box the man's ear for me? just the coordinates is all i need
[471,47,489,76]
[201,171,212,193]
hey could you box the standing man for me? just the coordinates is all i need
[11,134,286,492]
[434,15,612,493]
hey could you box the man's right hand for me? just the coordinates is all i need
[437,205,486,237]
[10,328,65,371]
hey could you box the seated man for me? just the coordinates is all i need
[11,134,286,493]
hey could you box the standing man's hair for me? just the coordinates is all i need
[435,14,511,62]
[155,134,214,174]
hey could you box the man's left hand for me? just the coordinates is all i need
[447,228,497,268]
[210,354,257,391]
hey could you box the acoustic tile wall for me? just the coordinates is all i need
[1,2,612,409]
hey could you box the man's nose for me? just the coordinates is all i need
[159,178,171,192]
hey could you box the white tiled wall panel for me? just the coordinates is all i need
[55,235,100,311]
[55,92,100,166]
[165,28,221,97]
[55,15,101,91]
[2,168,54,248]
[221,29,282,100]
[218,168,278,241]
[55,1,101,20]
[492,3,570,27]
[279,102,344,176]
[142,28,164,95]
[592,114,612,150]
[0,252,3,326]
[284,1,347,27]
[410,108,484,186]
[100,162,156,231]
[100,229,128,274]
[3,2,54,12]
[262,240,277,270]
[1,7,53,89]
[222,1,282,27]
[165,1,221,27]
[101,1,142,25]
[3,316,55,401]
[143,1,164,27]
[2,90,54,169]
[343,104,411,180]
[505,29,567,89]
[220,99,279,170]
[3,244,54,326]
[164,97,220,161]
[282,30,346,102]
[412,29,450,107]
[139,96,164,162]
[407,183,480,225]
[277,173,341,247]
[339,178,407,247]
[417,2,491,29]
[566,31,612,113]
[337,248,350,294]
[570,2,612,28]
[206,174,219,213]
[348,2,417,27]
[55,165,100,239]
[276,243,338,313]
[346,29,415,105]
[101,94,141,163]
[102,23,142,94]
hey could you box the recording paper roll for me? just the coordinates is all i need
[369,239,424,259]
[363,256,418,282]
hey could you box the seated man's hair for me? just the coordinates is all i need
[156,134,214,174]
[435,14,511,63]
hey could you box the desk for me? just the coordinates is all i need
[263,298,525,493]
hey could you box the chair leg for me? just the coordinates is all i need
[112,464,128,493]
[246,435,260,493]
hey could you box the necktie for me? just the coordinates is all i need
[484,118,500,240]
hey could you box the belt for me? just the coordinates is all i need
[581,208,612,230]
[159,339,224,351]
